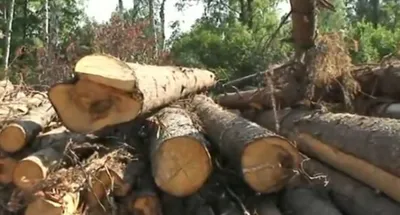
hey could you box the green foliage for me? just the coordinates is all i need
[348,21,400,63]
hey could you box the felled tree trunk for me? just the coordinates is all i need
[354,97,400,119]
[127,171,163,215]
[149,107,212,197]
[25,192,80,215]
[280,187,343,215]
[191,95,301,193]
[0,156,17,184]
[251,109,400,203]
[0,101,55,153]
[303,159,400,215]
[48,54,216,133]
[12,127,88,191]
[215,87,299,110]
[353,63,400,99]
[85,148,135,207]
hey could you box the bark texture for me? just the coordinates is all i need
[191,95,301,193]
[0,101,56,153]
[12,127,88,191]
[150,107,212,197]
[48,54,216,133]
[252,109,400,202]
[254,109,400,178]
[280,187,343,215]
[303,159,400,215]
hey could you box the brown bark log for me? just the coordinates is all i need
[191,95,301,193]
[303,159,400,215]
[0,100,56,153]
[280,187,342,215]
[251,109,400,203]
[25,192,80,215]
[12,127,89,191]
[353,63,400,99]
[48,54,216,134]
[149,107,212,197]
[215,88,299,110]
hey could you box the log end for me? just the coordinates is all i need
[152,137,212,197]
[0,123,26,153]
[25,193,79,215]
[241,137,298,193]
[131,194,162,215]
[13,157,44,190]
[0,157,18,184]
[75,54,136,92]
[48,79,141,133]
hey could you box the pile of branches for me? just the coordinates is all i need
[0,52,399,215]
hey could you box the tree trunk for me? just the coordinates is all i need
[48,54,216,133]
[12,127,89,191]
[118,0,124,13]
[159,0,167,50]
[3,0,15,71]
[127,170,163,215]
[149,107,212,197]
[148,0,158,57]
[251,109,400,203]
[303,159,400,215]
[280,187,342,215]
[25,192,80,215]
[0,98,56,153]
[44,0,49,47]
[191,95,301,193]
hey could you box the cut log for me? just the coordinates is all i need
[128,171,162,215]
[149,107,212,197]
[25,192,80,215]
[251,109,400,203]
[191,95,301,193]
[353,62,400,99]
[0,156,17,184]
[303,159,400,215]
[161,193,185,215]
[279,187,343,215]
[354,97,400,119]
[215,88,298,110]
[0,101,56,153]
[12,127,89,191]
[48,54,216,133]
[85,148,136,206]
[251,196,282,215]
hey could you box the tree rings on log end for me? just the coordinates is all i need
[152,136,212,197]
[13,156,46,191]
[74,54,137,92]
[48,79,141,133]
[25,193,80,215]
[241,137,296,193]
[0,123,26,153]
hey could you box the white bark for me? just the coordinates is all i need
[3,0,15,71]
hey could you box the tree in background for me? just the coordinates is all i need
[1,0,400,86]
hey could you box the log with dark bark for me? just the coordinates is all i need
[354,96,400,119]
[48,54,216,133]
[0,100,56,153]
[303,159,400,215]
[127,170,163,215]
[250,109,400,203]
[279,187,343,215]
[191,95,301,193]
[149,107,212,197]
[12,127,89,191]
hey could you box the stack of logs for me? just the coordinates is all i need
[0,54,399,215]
